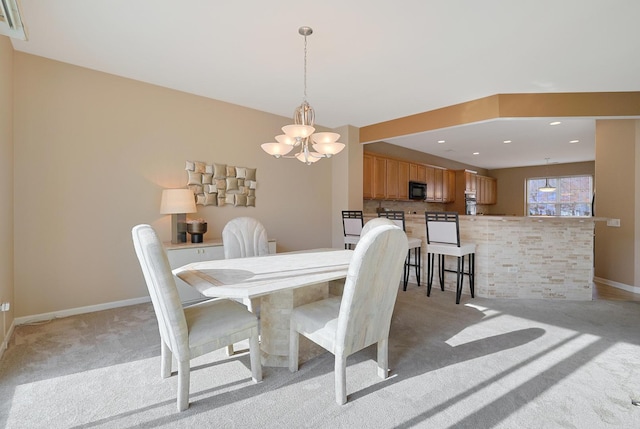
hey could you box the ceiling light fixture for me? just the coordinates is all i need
[261,27,345,165]
[437,140,445,144]
[503,140,512,144]
[473,152,480,155]
[569,140,579,143]
[539,158,557,193]
[549,121,562,126]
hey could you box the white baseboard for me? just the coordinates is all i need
[14,296,151,326]
[594,277,640,295]
[0,319,15,360]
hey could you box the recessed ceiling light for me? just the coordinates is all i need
[569,140,579,143]
[437,140,445,144]
[473,152,480,155]
[503,140,512,144]
[549,121,562,126]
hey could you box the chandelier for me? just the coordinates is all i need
[538,158,557,193]
[261,27,345,165]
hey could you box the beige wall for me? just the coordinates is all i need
[13,52,344,318]
[0,36,14,349]
[490,161,595,216]
[594,120,638,286]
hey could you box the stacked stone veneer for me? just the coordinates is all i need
[365,214,597,300]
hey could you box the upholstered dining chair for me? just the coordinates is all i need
[342,210,364,249]
[132,224,262,411]
[289,224,408,405]
[360,217,396,240]
[222,217,270,260]
[424,211,476,304]
[377,210,423,291]
[222,216,270,354]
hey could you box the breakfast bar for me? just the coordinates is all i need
[367,214,606,301]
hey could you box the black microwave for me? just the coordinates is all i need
[409,181,427,200]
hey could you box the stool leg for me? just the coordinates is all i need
[427,253,434,296]
[402,251,410,291]
[438,255,445,291]
[469,253,475,298]
[455,255,464,304]
[415,247,421,287]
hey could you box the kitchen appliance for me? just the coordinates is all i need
[409,181,427,200]
[465,193,477,215]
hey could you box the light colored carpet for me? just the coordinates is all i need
[1,284,639,428]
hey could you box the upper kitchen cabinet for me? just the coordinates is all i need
[363,152,387,199]
[476,174,497,205]
[398,161,410,200]
[363,153,373,199]
[465,170,477,193]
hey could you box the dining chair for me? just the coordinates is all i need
[131,224,262,411]
[222,216,270,354]
[377,210,422,291]
[342,210,364,249]
[289,224,408,405]
[360,217,396,239]
[424,211,476,304]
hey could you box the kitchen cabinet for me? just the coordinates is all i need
[465,170,477,193]
[398,161,410,200]
[165,239,276,303]
[476,175,497,204]
[363,153,373,199]
[425,166,435,201]
[442,169,456,203]
[373,156,386,199]
[385,158,399,199]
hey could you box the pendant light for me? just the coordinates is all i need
[539,158,556,193]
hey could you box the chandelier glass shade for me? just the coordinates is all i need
[261,27,345,165]
[538,158,557,192]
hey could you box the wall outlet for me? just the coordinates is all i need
[606,218,621,227]
[0,302,10,312]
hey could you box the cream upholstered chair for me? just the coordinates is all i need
[425,211,476,304]
[360,217,395,239]
[222,217,270,354]
[289,224,408,405]
[378,210,423,291]
[131,224,262,411]
[342,210,364,249]
[222,217,270,259]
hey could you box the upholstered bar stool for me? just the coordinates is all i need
[425,211,476,304]
[342,210,364,249]
[378,211,422,291]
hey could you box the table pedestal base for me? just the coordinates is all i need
[259,282,329,367]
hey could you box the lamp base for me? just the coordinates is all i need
[170,213,188,244]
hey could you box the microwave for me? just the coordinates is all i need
[409,181,427,200]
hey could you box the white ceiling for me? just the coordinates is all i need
[9,0,640,169]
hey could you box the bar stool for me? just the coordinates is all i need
[378,211,422,291]
[425,211,475,304]
[342,210,364,249]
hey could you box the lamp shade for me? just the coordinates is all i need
[160,189,197,214]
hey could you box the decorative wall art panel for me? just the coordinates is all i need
[185,161,257,207]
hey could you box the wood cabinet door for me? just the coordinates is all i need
[417,165,427,183]
[409,163,418,182]
[442,170,455,202]
[434,168,444,201]
[398,161,410,200]
[425,166,435,201]
[363,153,373,199]
[373,156,386,199]
[465,171,477,193]
[385,158,399,199]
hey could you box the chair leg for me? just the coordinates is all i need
[335,353,348,405]
[177,359,190,412]
[377,339,389,379]
[249,329,262,382]
[226,345,234,356]
[288,326,299,372]
[403,251,410,291]
[161,340,172,379]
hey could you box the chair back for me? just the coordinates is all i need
[222,217,270,259]
[360,217,396,239]
[377,210,406,231]
[425,211,461,246]
[337,224,408,356]
[342,210,364,238]
[131,224,189,360]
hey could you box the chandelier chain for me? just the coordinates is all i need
[303,33,308,102]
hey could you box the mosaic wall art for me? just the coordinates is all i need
[185,160,257,207]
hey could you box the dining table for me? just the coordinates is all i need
[173,248,353,367]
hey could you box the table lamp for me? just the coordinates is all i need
[160,189,197,244]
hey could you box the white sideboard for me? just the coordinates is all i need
[164,238,276,303]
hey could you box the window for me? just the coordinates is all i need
[526,175,593,217]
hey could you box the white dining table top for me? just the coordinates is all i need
[173,248,354,299]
